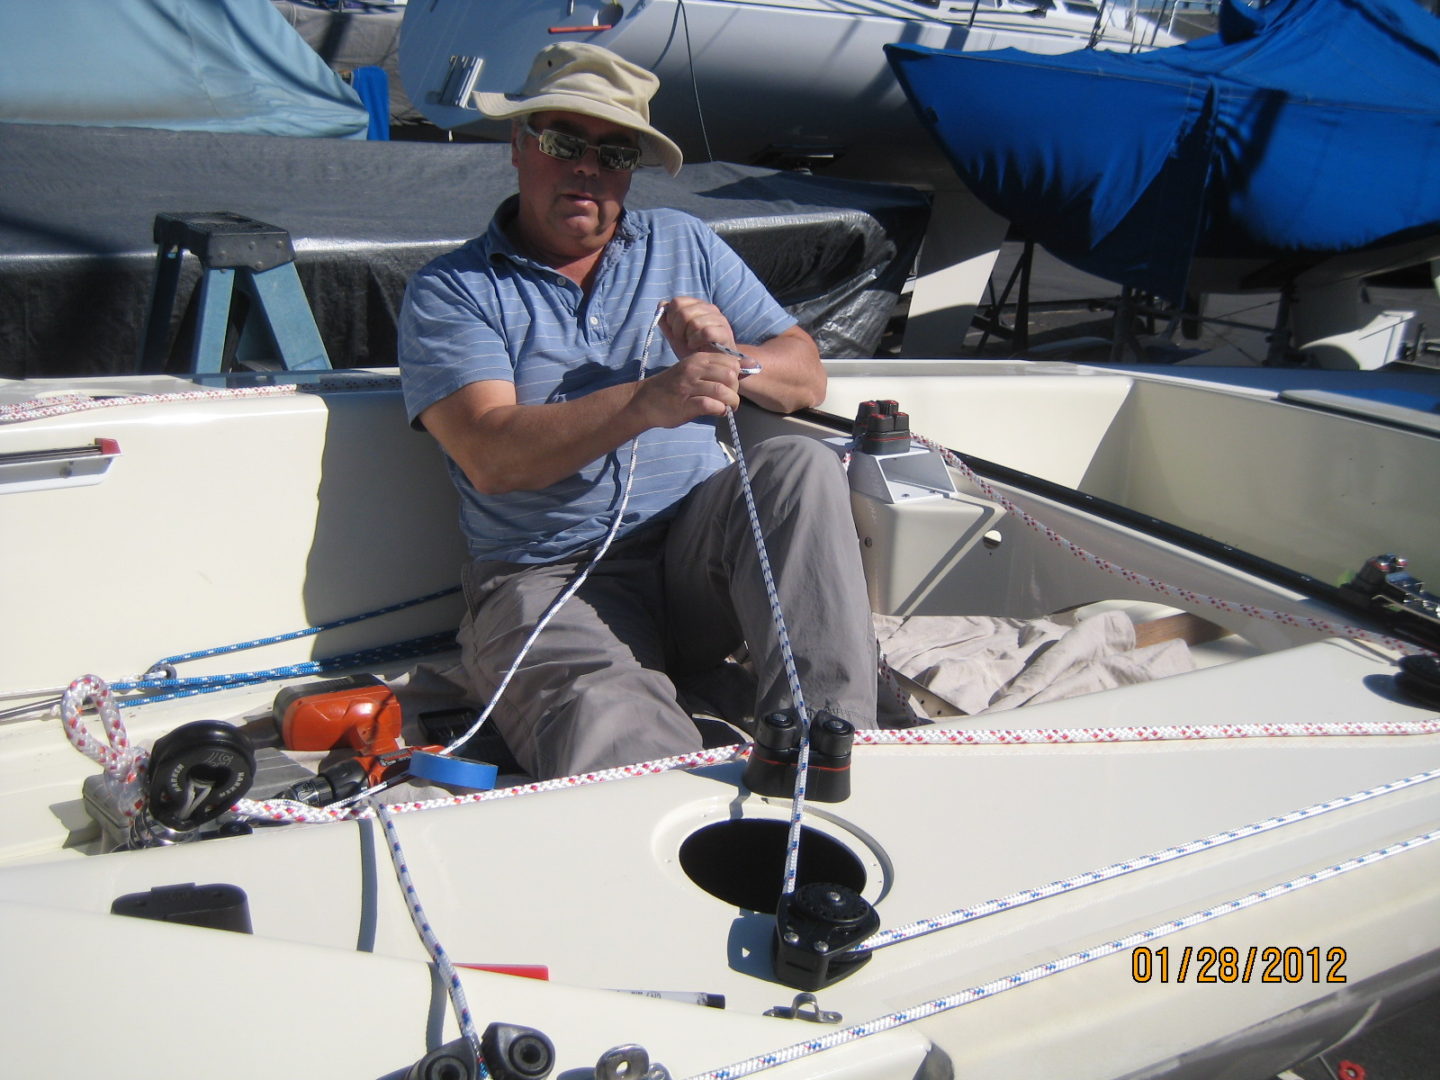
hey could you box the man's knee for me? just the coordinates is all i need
[750,433,836,470]
[747,434,848,501]
[527,676,703,777]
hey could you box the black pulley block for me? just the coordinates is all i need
[145,720,256,830]
[743,709,855,803]
[808,712,855,803]
[773,881,880,990]
[743,709,802,797]
[853,399,911,455]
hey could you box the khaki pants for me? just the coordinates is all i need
[457,435,883,779]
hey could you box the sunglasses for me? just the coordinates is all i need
[523,122,643,172]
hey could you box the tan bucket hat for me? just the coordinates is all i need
[471,43,684,176]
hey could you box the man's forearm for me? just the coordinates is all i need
[735,326,826,414]
[425,345,748,495]
[428,381,649,495]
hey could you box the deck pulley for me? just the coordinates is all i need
[773,881,880,990]
[482,1023,555,1080]
[146,720,256,831]
[853,399,911,455]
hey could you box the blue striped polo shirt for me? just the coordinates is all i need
[398,200,798,564]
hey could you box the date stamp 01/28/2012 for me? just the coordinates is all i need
[1132,945,1348,984]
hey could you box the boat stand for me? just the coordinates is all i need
[136,211,331,375]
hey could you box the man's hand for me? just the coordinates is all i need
[626,295,745,429]
[633,348,741,428]
[659,296,827,417]
[660,296,740,358]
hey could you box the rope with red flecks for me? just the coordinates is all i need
[911,433,1432,657]
[227,716,1440,825]
[58,674,148,821]
[0,384,297,425]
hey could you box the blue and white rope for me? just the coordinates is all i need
[720,407,813,897]
[136,586,460,673]
[110,632,457,707]
[860,765,1440,951]
[96,587,461,708]
[684,826,1440,1080]
[373,798,487,1076]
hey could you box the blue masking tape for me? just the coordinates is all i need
[408,751,498,791]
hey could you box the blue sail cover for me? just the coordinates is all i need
[886,0,1440,300]
[0,0,367,138]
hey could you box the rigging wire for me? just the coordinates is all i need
[676,0,716,162]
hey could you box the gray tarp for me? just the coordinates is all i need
[0,123,929,378]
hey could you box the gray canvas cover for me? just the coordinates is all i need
[0,0,367,138]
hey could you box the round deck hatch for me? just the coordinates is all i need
[679,819,867,912]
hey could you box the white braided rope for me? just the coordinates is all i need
[0,384,297,425]
[684,827,1440,1080]
[915,434,1432,658]
[372,799,486,1074]
[404,307,669,774]
[233,744,749,824]
[855,718,1440,745]
[860,764,1440,951]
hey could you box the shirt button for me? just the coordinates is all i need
[589,316,599,325]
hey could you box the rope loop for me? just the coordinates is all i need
[59,674,149,821]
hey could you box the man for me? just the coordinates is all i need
[398,42,885,779]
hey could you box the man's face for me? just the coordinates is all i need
[512,110,638,261]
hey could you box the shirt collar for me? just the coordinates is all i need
[485,196,648,269]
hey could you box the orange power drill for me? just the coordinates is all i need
[273,675,437,803]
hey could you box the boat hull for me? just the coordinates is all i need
[398,0,1179,186]
[1,363,1438,1077]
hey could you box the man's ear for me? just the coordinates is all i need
[511,119,524,167]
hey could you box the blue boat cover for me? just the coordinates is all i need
[886,0,1440,300]
[0,0,367,138]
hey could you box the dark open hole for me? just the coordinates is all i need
[679,819,867,913]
